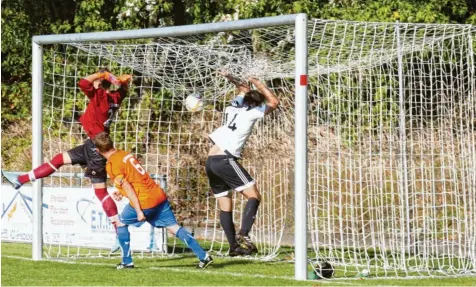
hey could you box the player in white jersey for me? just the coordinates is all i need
[206,71,279,256]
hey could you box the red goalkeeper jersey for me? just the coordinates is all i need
[78,79,126,138]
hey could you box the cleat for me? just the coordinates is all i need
[110,238,121,254]
[236,234,258,254]
[116,262,134,270]
[197,254,213,269]
[2,171,22,190]
[228,246,252,257]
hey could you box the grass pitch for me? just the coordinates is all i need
[2,242,475,286]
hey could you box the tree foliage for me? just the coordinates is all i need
[1,0,475,168]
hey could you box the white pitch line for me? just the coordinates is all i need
[3,255,355,285]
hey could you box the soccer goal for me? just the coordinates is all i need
[26,14,476,280]
[29,14,309,279]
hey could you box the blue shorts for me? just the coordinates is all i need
[119,200,178,228]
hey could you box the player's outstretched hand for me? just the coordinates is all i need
[236,82,251,94]
[217,70,229,77]
[137,210,146,222]
[218,70,240,84]
[218,70,251,93]
[248,77,260,84]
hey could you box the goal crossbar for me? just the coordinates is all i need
[32,15,299,45]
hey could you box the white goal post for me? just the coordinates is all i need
[30,14,309,280]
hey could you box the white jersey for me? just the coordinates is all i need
[209,96,266,158]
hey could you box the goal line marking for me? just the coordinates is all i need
[3,255,355,285]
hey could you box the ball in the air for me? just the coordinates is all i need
[185,93,204,112]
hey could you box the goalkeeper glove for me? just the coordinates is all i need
[97,71,121,85]
[117,74,132,84]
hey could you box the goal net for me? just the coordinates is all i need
[30,17,476,278]
[307,20,476,277]
[38,21,296,260]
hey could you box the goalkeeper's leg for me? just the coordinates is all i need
[85,140,120,231]
[91,181,120,232]
[6,152,71,190]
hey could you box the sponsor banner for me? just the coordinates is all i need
[1,184,166,252]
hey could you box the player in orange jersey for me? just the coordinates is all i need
[93,132,213,269]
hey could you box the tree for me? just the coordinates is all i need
[1,0,475,170]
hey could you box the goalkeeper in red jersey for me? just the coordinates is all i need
[3,69,132,231]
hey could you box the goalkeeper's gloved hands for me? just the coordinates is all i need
[117,74,132,84]
[97,71,121,85]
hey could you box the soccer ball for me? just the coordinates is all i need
[185,93,204,112]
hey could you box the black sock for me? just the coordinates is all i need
[239,198,260,236]
[220,210,238,249]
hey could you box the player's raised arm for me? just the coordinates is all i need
[79,72,103,98]
[218,71,250,106]
[83,71,108,83]
[116,74,132,100]
[117,74,132,87]
[79,69,117,98]
[219,71,250,94]
[248,77,279,115]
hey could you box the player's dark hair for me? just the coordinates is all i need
[101,79,112,89]
[97,67,112,89]
[93,132,114,153]
[243,90,265,107]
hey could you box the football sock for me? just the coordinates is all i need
[18,153,64,184]
[94,188,119,229]
[239,198,260,236]
[117,226,133,264]
[149,226,157,249]
[220,210,238,249]
[176,227,207,260]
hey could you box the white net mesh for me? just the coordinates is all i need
[307,21,476,277]
[42,26,295,260]
[39,19,476,277]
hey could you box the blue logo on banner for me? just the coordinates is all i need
[2,190,49,219]
[76,198,114,232]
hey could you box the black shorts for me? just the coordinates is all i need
[67,139,107,183]
[205,155,255,198]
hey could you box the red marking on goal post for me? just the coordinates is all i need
[300,75,308,86]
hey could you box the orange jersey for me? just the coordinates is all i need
[106,150,166,209]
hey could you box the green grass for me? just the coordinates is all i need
[2,242,475,286]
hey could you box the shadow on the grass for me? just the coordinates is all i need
[156,259,253,269]
[207,259,254,269]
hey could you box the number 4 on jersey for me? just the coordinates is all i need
[226,113,238,131]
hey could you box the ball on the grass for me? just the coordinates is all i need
[185,93,204,112]
[360,269,370,277]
